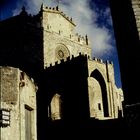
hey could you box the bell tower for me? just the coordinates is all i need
[40,4,91,67]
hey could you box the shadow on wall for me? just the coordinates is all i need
[0,10,44,81]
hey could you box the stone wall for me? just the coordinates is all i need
[41,6,91,67]
[87,59,123,119]
[0,67,37,140]
[42,5,75,37]
[43,31,91,67]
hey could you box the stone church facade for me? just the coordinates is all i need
[0,4,123,140]
[41,4,123,120]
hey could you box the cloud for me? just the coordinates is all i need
[58,0,114,57]
[12,0,114,58]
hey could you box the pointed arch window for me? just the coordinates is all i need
[48,94,62,120]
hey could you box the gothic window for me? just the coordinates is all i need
[55,44,70,60]
[49,94,62,120]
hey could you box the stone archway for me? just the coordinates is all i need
[48,93,62,120]
[88,77,104,119]
[90,69,109,117]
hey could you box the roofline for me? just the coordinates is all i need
[42,6,76,26]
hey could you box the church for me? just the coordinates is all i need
[0,4,124,140]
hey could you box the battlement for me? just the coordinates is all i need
[41,4,89,46]
[72,33,89,45]
[45,52,89,69]
[92,57,113,65]
[41,4,76,26]
[45,53,113,69]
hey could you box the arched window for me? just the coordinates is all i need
[48,94,62,120]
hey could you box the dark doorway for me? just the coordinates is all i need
[25,105,33,140]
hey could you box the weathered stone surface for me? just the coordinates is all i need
[0,67,18,105]
[0,67,37,140]
[42,6,91,67]
[87,59,123,119]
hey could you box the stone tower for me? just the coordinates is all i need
[40,5,91,67]
[38,5,124,120]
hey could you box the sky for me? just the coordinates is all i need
[0,0,122,88]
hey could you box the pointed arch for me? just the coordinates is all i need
[48,93,62,120]
[90,69,109,117]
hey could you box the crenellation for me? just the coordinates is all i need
[67,56,71,61]
[106,60,110,64]
[111,61,113,65]
[60,59,64,63]
[45,54,88,69]
[71,54,74,59]
[64,57,67,62]
[71,33,88,45]
[92,57,105,64]
[42,5,75,26]
[50,63,52,67]
[55,61,58,65]
[106,60,113,65]
[79,52,82,56]
[98,59,103,63]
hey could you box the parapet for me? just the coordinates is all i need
[41,4,76,26]
[45,53,113,69]
[40,4,89,46]
[45,53,88,69]
[92,57,113,65]
[106,60,113,65]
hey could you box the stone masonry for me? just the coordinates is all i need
[41,5,91,67]
[41,5,124,120]
[0,67,37,140]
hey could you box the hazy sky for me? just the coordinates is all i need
[0,0,122,88]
